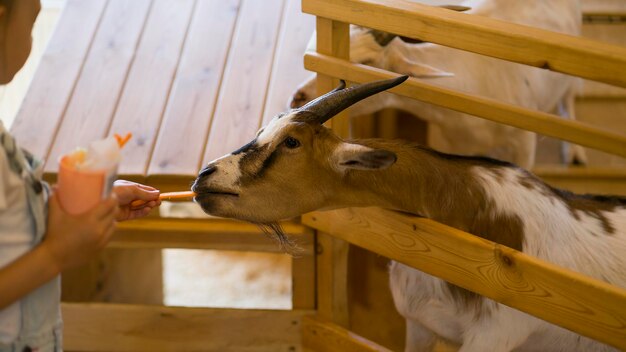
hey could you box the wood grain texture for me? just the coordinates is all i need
[314,18,352,328]
[113,217,314,254]
[534,165,626,195]
[302,0,626,88]
[580,23,626,98]
[574,99,626,168]
[62,303,310,351]
[316,232,350,327]
[44,0,152,173]
[108,0,195,175]
[10,0,107,158]
[148,0,240,176]
[202,0,286,163]
[316,18,350,138]
[261,0,316,125]
[302,208,626,349]
[292,241,317,309]
[303,53,626,158]
[582,0,626,15]
[301,316,392,352]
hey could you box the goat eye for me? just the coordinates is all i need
[284,136,300,149]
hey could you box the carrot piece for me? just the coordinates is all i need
[130,191,196,208]
[159,191,196,201]
[114,132,133,148]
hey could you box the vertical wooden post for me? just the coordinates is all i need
[315,17,350,327]
[292,230,316,309]
[317,231,350,327]
[316,18,350,136]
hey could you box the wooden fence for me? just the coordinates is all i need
[301,0,626,350]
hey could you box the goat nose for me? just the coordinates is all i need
[198,165,217,178]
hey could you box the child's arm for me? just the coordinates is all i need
[0,193,118,310]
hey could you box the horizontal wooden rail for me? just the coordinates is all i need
[302,316,393,352]
[63,303,311,351]
[302,0,626,88]
[534,166,626,195]
[304,53,626,158]
[302,208,626,349]
[582,0,626,17]
[113,217,314,254]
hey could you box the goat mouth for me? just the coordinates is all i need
[194,191,239,199]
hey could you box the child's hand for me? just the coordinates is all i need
[113,180,160,221]
[43,192,118,272]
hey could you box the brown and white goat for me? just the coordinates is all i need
[290,0,587,168]
[193,76,625,351]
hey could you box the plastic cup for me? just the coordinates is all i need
[56,154,117,215]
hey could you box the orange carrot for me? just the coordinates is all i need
[130,191,196,208]
[114,132,133,148]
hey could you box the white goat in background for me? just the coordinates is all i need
[290,0,587,169]
[193,77,624,351]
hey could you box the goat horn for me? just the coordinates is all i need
[297,75,409,124]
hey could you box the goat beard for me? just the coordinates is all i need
[255,222,302,256]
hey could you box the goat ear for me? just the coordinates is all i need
[333,143,397,171]
[388,54,454,78]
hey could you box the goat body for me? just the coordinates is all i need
[290,0,585,168]
[194,77,623,351]
[367,142,625,351]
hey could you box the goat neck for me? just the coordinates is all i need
[331,139,526,251]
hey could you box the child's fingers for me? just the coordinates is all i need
[137,184,159,192]
[129,199,158,210]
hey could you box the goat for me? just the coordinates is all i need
[289,0,587,169]
[193,76,625,351]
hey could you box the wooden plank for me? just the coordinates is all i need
[261,0,316,125]
[148,0,240,176]
[62,303,310,351]
[44,0,152,173]
[534,166,626,196]
[303,53,626,158]
[112,217,314,254]
[316,18,350,138]
[62,249,163,304]
[302,316,392,352]
[302,208,626,350]
[347,247,406,351]
[108,0,195,175]
[574,99,626,167]
[202,0,286,163]
[580,23,626,98]
[302,0,626,88]
[314,18,351,327]
[582,0,626,16]
[292,233,317,309]
[10,0,107,158]
[316,232,350,327]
